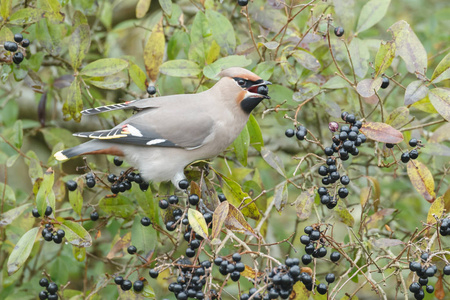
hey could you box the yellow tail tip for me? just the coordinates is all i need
[54,151,68,161]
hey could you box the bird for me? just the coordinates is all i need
[54,67,271,188]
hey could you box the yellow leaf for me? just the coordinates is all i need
[427,196,444,224]
[188,208,208,240]
[144,19,165,82]
[407,160,436,203]
[136,0,151,19]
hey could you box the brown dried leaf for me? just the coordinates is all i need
[360,122,404,144]
[443,188,450,213]
[106,232,131,259]
[211,201,228,240]
[295,187,316,221]
[435,275,445,300]
[427,196,444,224]
[356,77,382,98]
[365,176,381,211]
[225,203,257,238]
[273,182,288,212]
[407,160,436,203]
[364,208,397,229]
[144,19,165,82]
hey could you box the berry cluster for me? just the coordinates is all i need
[263,257,302,299]
[41,224,65,244]
[387,138,421,163]
[38,278,59,300]
[32,206,53,218]
[408,253,442,300]
[214,253,245,281]
[165,261,210,300]
[114,276,144,292]
[2,33,29,64]
[285,125,307,141]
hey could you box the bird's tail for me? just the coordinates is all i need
[54,140,123,161]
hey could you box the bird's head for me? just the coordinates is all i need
[217,67,271,114]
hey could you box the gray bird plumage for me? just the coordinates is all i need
[55,67,271,187]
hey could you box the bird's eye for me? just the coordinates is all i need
[238,79,245,86]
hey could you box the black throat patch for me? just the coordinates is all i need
[240,96,264,114]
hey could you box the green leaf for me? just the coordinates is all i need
[385,106,410,129]
[295,187,316,221]
[335,205,355,227]
[36,169,55,216]
[68,179,83,216]
[62,78,82,122]
[72,246,86,262]
[217,172,260,220]
[25,150,43,184]
[374,41,396,78]
[205,9,236,55]
[0,203,31,227]
[348,38,369,78]
[203,55,252,79]
[86,75,128,90]
[159,0,172,16]
[99,195,135,218]
[388,20,427,74]
[188,209,209,240]
[253,61,276,81]
[69,23,90,70]
[293,83,320,102]
[356,77,382,98]
[188,12,213,65]
[131,216,156,254]
[7,227,39,275]
[247,114,264,152]
[357,0,391,33]
[1,0,12,19]
[136,0,151,19]
[404,80,428,105]
[144,19,165,81]
[60,219,92,247]
[261,148,285,177]
[159,60,202,77]
[39,0,63,23]
[129,62,147,91]
[232,125,249,167]
[0,182,15,205]
[429,88,450,122]
[9,7,42,25]
[431,52,450,83]
[322,76,350,89]
[291,49,321,72]
[81,58,129,77]
[13,120,23,149]
[40,127,80,149]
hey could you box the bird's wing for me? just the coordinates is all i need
[80,94,192,115]
[73,107,215,149]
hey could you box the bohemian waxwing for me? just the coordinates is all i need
[54,67,271,187]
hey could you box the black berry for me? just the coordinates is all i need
[325,273,335,283]
[121,280,132,291]
[147,86,156,95]
[178,179,189,189]
[86,178,96,188]
[330,251,341,262]
[316,283,327,295]
[133,280,144,292]
[218,193,227,202]
[39,278,49,287]
[381,76,390,89]
[168,195,179,204]
[139,181,149,191]
[127,245,137,255]
[141,217,151,226]
[159,199,169,209]
[410,149,419,159]
[13,52,24,64]
[32,208,41,218]
[113,156,123,166]
[238,0,248,6]
[114,276,124,285]
[14,33,23,43]
[66,180,77,191]
[44,206,53,216]
[39,290,48,300]
[232,252,242,262]
[188,194,200,206]
[149,269,159,278]
[47,282,58,294]
[4,41,18,52]
[334,26,344,37]
[22,39,30,47]
[285,129,295,138]
[401,152,410,163]
[90,211,99,221]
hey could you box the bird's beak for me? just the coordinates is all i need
[247,80,272,99]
